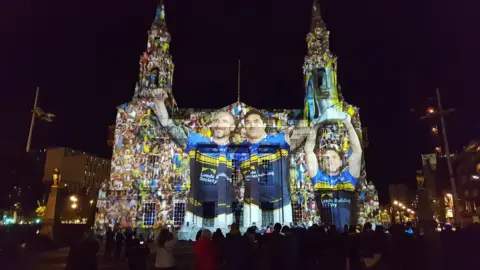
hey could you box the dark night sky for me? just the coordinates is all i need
[1,0,479,203]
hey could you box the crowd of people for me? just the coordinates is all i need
[64,222,480,270]
[191,222,480,270]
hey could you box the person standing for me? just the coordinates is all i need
[154,226,178,270]
[66,231,100,270]
[128,238,150,270]
[193,229,220,270]
[104,227,115,261]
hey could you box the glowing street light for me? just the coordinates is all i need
[70,195,78,202]
[71,203,77,209]
[89,200,94,206]
[393,201,399,205]
[426,107,436,114]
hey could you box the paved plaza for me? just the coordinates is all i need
[5,241,195,270]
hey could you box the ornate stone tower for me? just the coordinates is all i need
[303,1,346,124]
[134,0,175,102]
[95,1,179,233]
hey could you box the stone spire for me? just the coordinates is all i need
[305,0,335,69]
[303,0,344,123]
[134,0,175,102]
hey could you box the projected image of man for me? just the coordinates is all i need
[304,114,362,228]
[239,109,294,226]
[152,89,236,227]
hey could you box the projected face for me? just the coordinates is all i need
[211,111,235,139]
[245,113,267,141]
[321,149,342,175]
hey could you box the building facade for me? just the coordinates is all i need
[95,1,371,238]
[43,147,110,197]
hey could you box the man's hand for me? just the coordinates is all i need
[151,88,169,104]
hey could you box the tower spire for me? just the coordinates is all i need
[311,0,326,31]
[134,0,174,100]
[303,0,343,123]
[237,59,241,103]
[307,0,332,59]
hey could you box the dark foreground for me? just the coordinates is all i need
[5,241,196,270]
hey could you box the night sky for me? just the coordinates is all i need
[1,0,479,203]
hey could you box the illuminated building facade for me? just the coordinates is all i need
[453,139,480,222]
[43,147,110,196]
[96,1,371,238]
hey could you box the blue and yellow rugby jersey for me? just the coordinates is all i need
[314,190,353,229]
[310,169,358,192]
[185,132,233,217]
[238,133,291,210]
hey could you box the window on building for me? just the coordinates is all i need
[232,159,239,184]
[292,201,303,224]
[259,160,273,187]
[173,176,182,187]
[173,200,186,226]
[319,202,333,226]
[261,202,274,226]
[142,201,156,227]
[146,155,160,187]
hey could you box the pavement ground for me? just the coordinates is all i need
[5,241,195,270]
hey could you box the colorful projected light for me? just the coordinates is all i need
[95,0,373,237]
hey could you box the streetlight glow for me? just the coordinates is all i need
[393,201,398,205]
[70,195,78,202]
[71,203,77,209]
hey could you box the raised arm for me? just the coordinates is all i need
[152,89,188,148]
[342,115,362,178]
[304,126,319,178]
[285,120,311,150]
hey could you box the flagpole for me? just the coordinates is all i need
[26,87,40,153]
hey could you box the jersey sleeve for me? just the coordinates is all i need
[310,169,325,186]
[270,132,290,151]
[341,169,359,189]
[184,131,207,153]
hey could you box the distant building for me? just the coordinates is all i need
[389,184,411,205]
[107,125,115,148]
[43,147,110,196]
[453,139,480,216]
